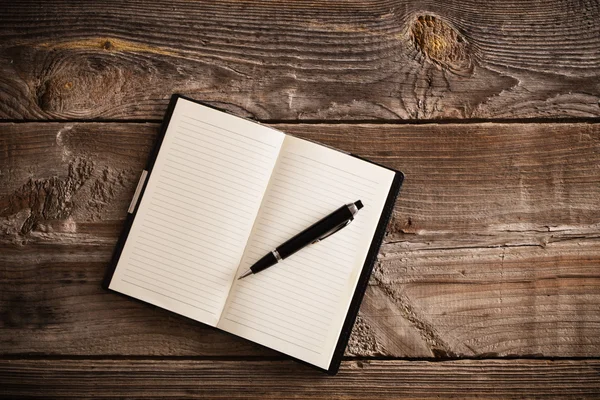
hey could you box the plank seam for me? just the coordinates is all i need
[2,355,599,361]
[1,117,600,125]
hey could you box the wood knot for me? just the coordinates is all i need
[102,40,114,50]
[34,57,128,117]
[410,15,472,74]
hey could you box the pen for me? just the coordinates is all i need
[238,200,363,280]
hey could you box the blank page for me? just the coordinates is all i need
[109,98,284,326]
[218,135,396,369]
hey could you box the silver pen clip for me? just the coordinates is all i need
[311,219,353,244]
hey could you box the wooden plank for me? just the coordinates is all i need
[1,122,599,358]
[1,359,599,399]
[370,241,600,358]
[1,0,599,120]
[2,122,599,238]
[0,261,276,357]
[2,240,598,357]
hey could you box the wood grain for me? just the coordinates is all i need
[1,122,598,358]
[1,359,599,399]
[1,0,599,120]
[2,1,599,396]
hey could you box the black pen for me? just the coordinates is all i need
[238,200,364,280]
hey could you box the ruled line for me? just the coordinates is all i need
[166,157,264,192]
[127,263,222,303]
[266,266,344,293]
[282,153,379,186]
[144,212,243,245]
[163,163,261,200]
[122,278,217,315]
[130,250,228,287]
[127,260,223,295]
[174,131,272,164]
[233,282,332,323]
[269,189,345,211]
[161,169,259,203]
[232,287,330,328]
[276,164,375,199]
[123,272,219,308]
[133,240,232,280]
[261,204,315,225]
[271,179,372,210]
[170,147,268,183]
[123,272,218,304]
[237,279,336,317]
[177,123,274,158]
[153,187,251,222]
[155,177,256,212]
[142,219,240,252]
[265,265,344,295]
[139,230,238,264]
[225,311,322,349]
[181,115,278,148]
[147,207,245,238]
[224,317,321,354]
[171,141,270,178]
[247,272,340,305]
[228,302,326,341]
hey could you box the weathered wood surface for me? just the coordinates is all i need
[1,122,599,359]
[2,0,599,397]
[1,359,599,399]
[1,0,600,121]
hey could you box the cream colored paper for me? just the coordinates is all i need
[218,136,395,369]
[109,98,284,326]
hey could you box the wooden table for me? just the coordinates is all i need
[1,1,599,398]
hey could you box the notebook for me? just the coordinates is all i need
[103,94,403,374]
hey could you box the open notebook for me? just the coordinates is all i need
[103,95,403,374]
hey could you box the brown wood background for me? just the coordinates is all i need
[1,0,599,398]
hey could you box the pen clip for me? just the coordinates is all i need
[312,219,352,244]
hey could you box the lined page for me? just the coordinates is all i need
[218,135,395,369]
[109,98,284,326]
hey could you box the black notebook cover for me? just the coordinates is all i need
[103,94,404,375]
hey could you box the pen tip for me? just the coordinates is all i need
[238,269,253,280]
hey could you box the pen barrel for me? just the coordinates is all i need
[249,251,279,274]
[277,204,354,259]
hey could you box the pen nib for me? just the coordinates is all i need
[238,269,253,280]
